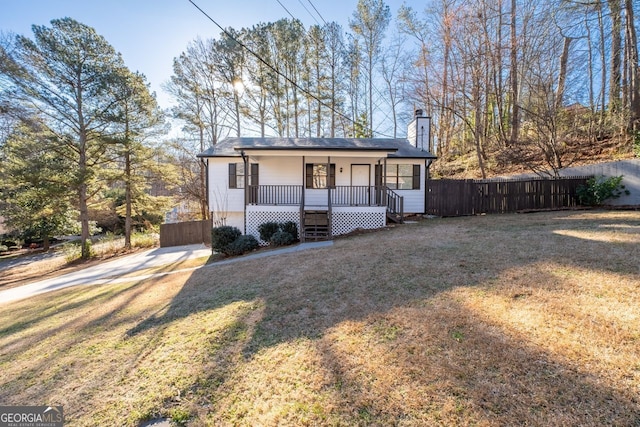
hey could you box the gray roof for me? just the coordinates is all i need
[197,137,437,159]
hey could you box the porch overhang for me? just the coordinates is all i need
[235,148,396,159]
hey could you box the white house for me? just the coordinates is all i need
[198,113,436,243]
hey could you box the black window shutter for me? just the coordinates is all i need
[305,164,313,188]
[412,164,421,189]
[250,163,259,187]
[229,163,237,189]
[329,164,336,188]
[374,164,382,186]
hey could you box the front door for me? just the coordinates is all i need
[351,164,370,205]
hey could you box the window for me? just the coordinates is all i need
[305,163,336,189]
[229,163,258,189]
[384,164,420,190]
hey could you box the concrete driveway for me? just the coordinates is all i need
[0,244,212,305]
[0,241,333,305]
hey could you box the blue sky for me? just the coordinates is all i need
[0,0,416,109]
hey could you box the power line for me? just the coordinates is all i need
[272,0,398,138]
[187,0,362,136]
[187,0,397,139]
[301,0,401,137]
[306,0,328,25]
[296,0,321,26]
[275,0,296,21]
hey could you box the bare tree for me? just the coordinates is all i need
[350,0,391,136]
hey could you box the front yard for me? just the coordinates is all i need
[0,210,639,426]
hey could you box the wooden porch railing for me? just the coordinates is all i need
[248,185,302,205]
[331,186,377,206]
[380,186,404,222]
[248,184,404,221]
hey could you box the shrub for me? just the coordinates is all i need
[280,221,299,241]
[223,234,259,256]
[270,230,294,247]
[258,222,281,242]
[576,175,630,206]
[63,241,95,262]
[131,232,158,248]
[0,245,8,253]
[211,226,242,253]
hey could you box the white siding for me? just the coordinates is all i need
[255,157,302,185]
[386,160,426,214]
[207,158,245,222]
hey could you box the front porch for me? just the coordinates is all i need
[245,185,403,243]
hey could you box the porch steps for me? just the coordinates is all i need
[386,212,403,223]
[303,210,330,241]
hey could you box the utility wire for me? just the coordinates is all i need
[275,0,296,21]
[296,0,322,26]
[302,0,402,137]
[306,0,328,25]
[188,0,397,139]
[273,0,398,138]
[188,0,368,137]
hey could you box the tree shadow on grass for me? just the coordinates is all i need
[2,211,615,424]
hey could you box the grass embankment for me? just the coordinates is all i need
[0,211,639,426]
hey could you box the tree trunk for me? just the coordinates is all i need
[598,3,607,136]
[79,180,90,259]
[608,0,622,112]
[624,0,640,129]
[368,53,374,136]
[555,37,572,112]
[199,124,208,220]
[124,149,132,250]
[509,0,519,146]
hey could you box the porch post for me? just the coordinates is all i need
[301,156,305,243]
[242,150,248,234]
[327,156,332,239]
[383,157,387,187]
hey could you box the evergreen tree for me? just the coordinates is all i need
[2,18,127,259]
[0,120,76,250]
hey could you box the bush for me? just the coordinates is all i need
[63,241,95,262]
[223,234,259,256]
[0,245,8,253]
[131,232,158,248]
[258,222,281,242]
[280,221,299,241]
[270,230,294,247]
[576,175,630,206]
[211,226,242,253]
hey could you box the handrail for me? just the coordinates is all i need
[380,186,404,222]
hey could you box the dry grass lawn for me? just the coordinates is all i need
[0,210,639,426]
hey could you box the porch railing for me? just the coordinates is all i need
[331,186,379,206]
[248,184,403,217]
[247,185,302,205]
[382,186,404,221]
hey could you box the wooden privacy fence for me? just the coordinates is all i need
[426,176,592,217]
[160,219,212,248]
